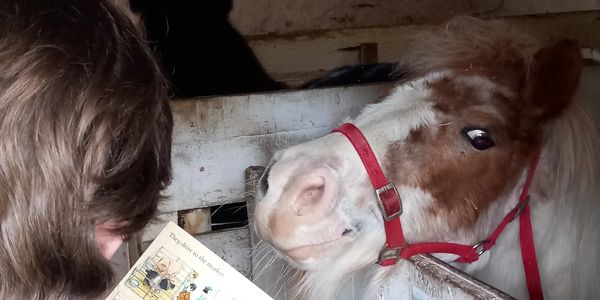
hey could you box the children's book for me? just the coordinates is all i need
[107,222,273,300]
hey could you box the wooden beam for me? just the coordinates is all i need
[247,12,600,83]
[164,84,392,213]
[230,0,600,38]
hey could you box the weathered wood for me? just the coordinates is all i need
[408,255,514,299]
[247,12,600,84]
[164,84,393,213]
[339,42,380,64]
[109,243,131,289]
[230,0,600,37]
[472,0,600,17]
[127,233,143,270]
[178,207,212,235]
[142,211,179,242]
[194,228,253,278]
[245,166,265,250]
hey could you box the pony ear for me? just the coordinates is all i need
[522,40,582,121]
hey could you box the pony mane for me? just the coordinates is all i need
[399,16,540,76]
[544,99,600,201]
[495,96,600,299]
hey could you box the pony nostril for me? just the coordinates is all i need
[289,167,337,217]
[341,228,353,236]
[295,184,325,216]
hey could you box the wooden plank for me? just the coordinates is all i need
[230,0,473,37]
[246,12,600,84]
[178,208,212,235]
[142,211,178,242]
[406,255,514,299]
[109,242,131,289]
[230,0,600,38]
[194,228,253,278]
[164,84,392,213]
[167,128,328,212]
[582,66,600,122]
[472,0,600,17]
[170,84,391,145]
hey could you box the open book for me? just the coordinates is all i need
[107,222,272,300]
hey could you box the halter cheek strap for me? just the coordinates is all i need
[332,123,544,300]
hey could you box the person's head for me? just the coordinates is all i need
[0,0,173,298]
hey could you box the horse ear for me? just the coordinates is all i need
[522,40,582,121]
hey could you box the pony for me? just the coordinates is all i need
[130,0,286,98]
[253,17,600,300]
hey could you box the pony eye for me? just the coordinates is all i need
[463,128,495,150]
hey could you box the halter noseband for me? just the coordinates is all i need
[332,123,544,300]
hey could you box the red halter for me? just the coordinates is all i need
[332,123,544,300]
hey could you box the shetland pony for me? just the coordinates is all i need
[254,17,600,299]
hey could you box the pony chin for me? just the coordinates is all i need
[281,235,354,270]
[293,222,386,299]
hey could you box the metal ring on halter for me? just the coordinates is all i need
[378,245,403,264]
[473,240,489,256]
[512,195,531,221]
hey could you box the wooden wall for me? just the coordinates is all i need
[227,1,600,85]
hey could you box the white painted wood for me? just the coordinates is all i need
[230,0,600,37]
[164,84,392,213]
[194,228,252,278]
[142,211,178,242]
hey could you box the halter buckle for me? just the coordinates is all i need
[512,196,530,221]
[376,182,402,221]
[378,245,403,265]
[473,240,489,256]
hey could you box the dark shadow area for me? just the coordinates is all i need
[130,1,406,98]
[130,0,286,98]
[300,63,407,89]
[210,202,249,231]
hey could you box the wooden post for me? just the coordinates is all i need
[246,166,297,299]
[338,42,379,64]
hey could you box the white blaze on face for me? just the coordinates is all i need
[254,72,446,268]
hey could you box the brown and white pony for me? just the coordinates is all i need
[254,17,600,299]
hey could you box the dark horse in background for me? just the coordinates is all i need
[130,0,285,98]
[130,0,402,98]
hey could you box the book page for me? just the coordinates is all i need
[107,222,272,300]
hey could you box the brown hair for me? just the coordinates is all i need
[0,0,172,298]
